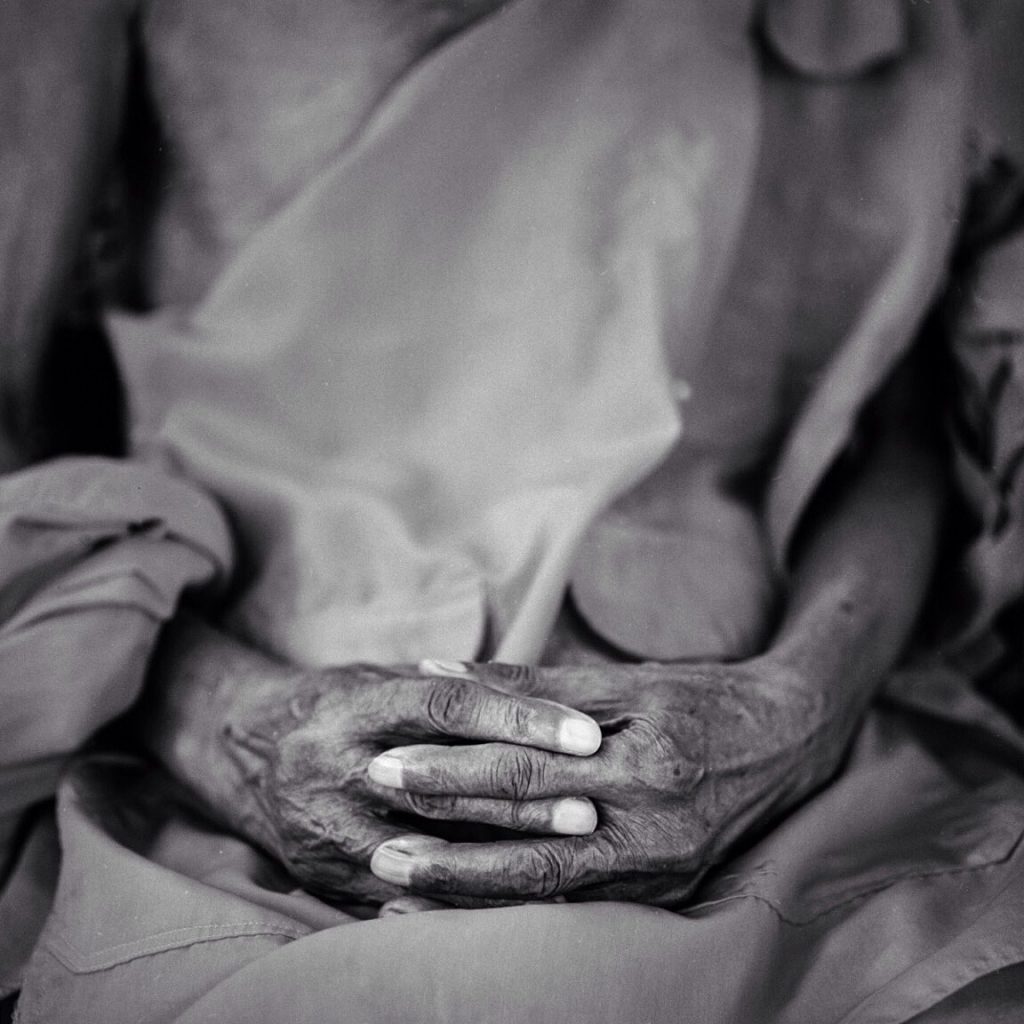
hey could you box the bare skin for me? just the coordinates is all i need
[138,619,604,906]
[1,0,944,909]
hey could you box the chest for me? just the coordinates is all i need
[138,0,507,299]
[673,56,903,471]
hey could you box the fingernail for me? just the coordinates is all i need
[379,897,444,917]
[551,798,598,835]
[371,844,416,886]
[558,717,602,756]
[419,658,472,677]
[371,836,444,887]
[367,754,404,788]
[378,902,420,917]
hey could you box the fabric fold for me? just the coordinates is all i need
[761,0,907,80]
[108,0,768,668]
[0,456,233,989]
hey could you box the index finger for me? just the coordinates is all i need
[403,663,601,756]
[369,832,611,900]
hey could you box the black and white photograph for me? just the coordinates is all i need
[1,1,1023,1020]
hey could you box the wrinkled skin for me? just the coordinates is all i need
[214,660,603,907]
[366,660,850,907]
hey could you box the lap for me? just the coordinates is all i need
[910,965,1024,1023]
[17,664,1024,1024]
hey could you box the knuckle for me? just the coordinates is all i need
[403,792,460,820]
[491,747,543,800]
[504,800,531,830]
[411,857,458,895]
[424,678,473,731]
[519,844,571,897]
[277,808,346,872]
[625,717,690,792]
[504,700,536,741]
[275,730,321,778]
[274,731,364,802]
[484,663,540,695]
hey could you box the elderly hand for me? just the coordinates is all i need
[367,659,844,906]
[215,659,603,905]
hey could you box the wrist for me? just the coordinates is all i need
[749,642,871,776]
[744,648,827,722]
[140,616,300,839]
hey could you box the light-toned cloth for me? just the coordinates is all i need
[4,0,1024,1020]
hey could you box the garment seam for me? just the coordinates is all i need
[42,841,1023,977]
[43,920,309,974]
[687,834,1023,927]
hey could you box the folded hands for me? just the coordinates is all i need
[217,655,838,912]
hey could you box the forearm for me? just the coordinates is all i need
[761,385,946,728]
[135,613,307,847]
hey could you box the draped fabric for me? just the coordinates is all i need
[0,458,233,995]
[108,0,749,669]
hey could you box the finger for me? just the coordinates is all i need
[368,741,605,800]
[369,784,599,835]
[377,896,450,917]
[370,832,611,900]
[282,807,430,904]
[470,660,639,705]
[411,664,601,755]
